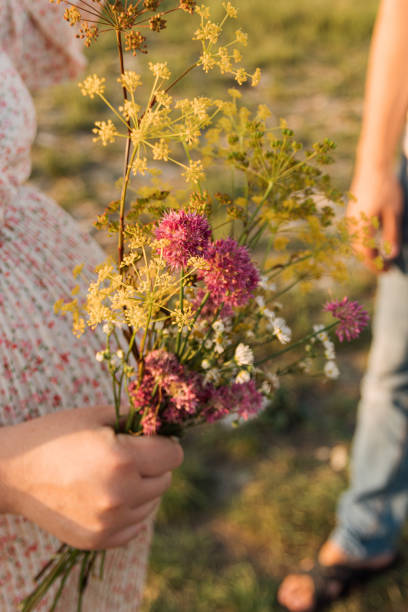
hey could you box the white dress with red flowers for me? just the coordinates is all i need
[0,1,152,609]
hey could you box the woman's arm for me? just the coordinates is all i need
[347,0,408,270]
[0,406,183,549]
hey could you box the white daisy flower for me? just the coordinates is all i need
[234,343,254,366]
[235,370,251,384]
[324,360,340,379]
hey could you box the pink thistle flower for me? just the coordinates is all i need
[203,380,263,423]
[128,374,155,412]
[143,350,205,420]
[141,411,161,436]
[155,210,211,268]
[145,349,182,381]
[199,238,259,308]
[231,380,263,421]
[324,297,369,342]
[201,385,231,423]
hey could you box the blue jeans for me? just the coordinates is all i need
[331,156,408,559]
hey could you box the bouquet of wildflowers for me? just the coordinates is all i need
[21,1,369,610]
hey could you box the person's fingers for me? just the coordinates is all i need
[117,434,184,477]
[104,499,160,549]
[381,204,402,261]
[347,213,380,271]
[112,471,172,508]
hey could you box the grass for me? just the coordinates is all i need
[32,1,408,610]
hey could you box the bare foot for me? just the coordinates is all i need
[277,540,395,612]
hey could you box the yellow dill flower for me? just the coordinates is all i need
[182,160,205,184]
[218,47,232,74]
[131,127,144,146]
[120,252,141,268]
[155,90,173,108]
[126,225,152,249]
[192,97,210,120]
[79,74,106,98]
[125,305,146,330]
[251,67,262,87]
[182,122,201,146]
[200,51,216,72]
[172,303,194,330]
[132,157,148,176]
[235,29,248,46]
[194,21,221,44]
[223,2,238,18]
[92,120,117,146]
[72,264,84,279]
[152,139,170,161]
[149,62,171,80]
[222,1,238,19]
[257,104,271,120]
[196,5,211,19]
[64,7,81,25]
[228,88,242,99]
[234,68,248,85]
[232,48,242,63]
[188,256,209,270]
[119,100,140,122]
[118,71,142,92]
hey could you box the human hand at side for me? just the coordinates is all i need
[0,405,183,550]
[347,168,403,272]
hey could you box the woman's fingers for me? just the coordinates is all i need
[117,434,184,477]
[111,471,172,509]
[103,498,160,549]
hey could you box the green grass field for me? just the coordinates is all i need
[33,1,408,610]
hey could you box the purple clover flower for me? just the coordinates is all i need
[324,297,369,342]
[199,238,259,308]
[155,210,211,268]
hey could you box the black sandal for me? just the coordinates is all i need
[277,555,401,611]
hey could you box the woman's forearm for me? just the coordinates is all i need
[356,0,408,174]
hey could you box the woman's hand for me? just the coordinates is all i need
[347,168,404,272]
[0,405,183,550]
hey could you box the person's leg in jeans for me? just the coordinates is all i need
[277,157,408,611]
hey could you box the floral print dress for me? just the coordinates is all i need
[0,1,152,609]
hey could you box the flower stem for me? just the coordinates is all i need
[255,322,337,366]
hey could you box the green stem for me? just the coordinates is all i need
[179,291,210,359]
[49,551,80,612]
[116,28,132,268]
[238,180,274,245]
[182,304,223,365]
[255,322,337,366]
[175,268,185,356]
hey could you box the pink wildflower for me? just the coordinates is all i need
[128,373,155,411]
[231,380,263,421]
[324,297,369,342]
[145,349,181,381]
[141,411,161,436]
[203,379,263,423]
[199,238,259,308]
[130,350,207,428]
[155,210,211,268]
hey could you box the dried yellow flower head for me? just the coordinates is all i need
[118,71,142,92]
[149,62,171,80]
[93,120,117,146]
[79,74,106,98]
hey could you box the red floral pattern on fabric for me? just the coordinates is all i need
[0,2,152,610]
